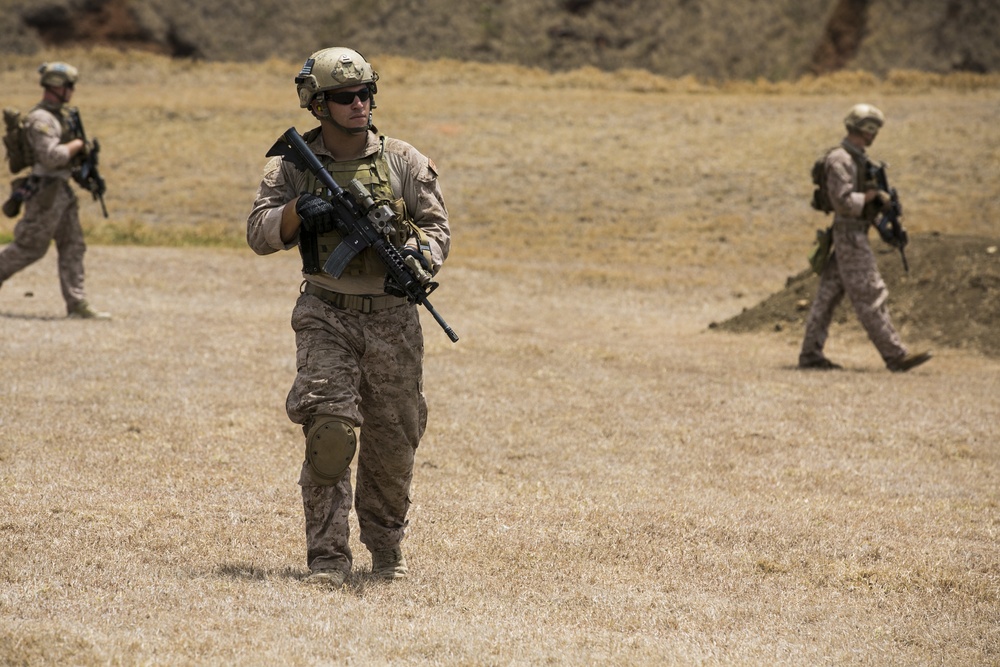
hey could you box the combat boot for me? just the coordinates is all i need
[798,357,842,370]
[371,546,408,580]
[68,301,111,320]
[887,351,932,373]
[303,569,346,589]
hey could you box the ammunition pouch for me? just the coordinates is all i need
[808,226,833,275]
[299,228,321,274]
[3,176,40,218]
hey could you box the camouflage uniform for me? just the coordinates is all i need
[247,128,449,577]
[799,140,908,366]
[0,102,88,310]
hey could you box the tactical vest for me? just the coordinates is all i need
[37,102,79,145]
[839,140,872,192]
[841,140,882,223]
[300,135,410,277]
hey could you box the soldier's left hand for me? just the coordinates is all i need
[399,246,433,285]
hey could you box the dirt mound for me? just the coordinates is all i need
[715,234,1000,358]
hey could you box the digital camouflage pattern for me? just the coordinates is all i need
[0,103,88,311]
[289,293,427,575]
[799,224,907,365]
[247,121,447,578]
[800,143,908,367]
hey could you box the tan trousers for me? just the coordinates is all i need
[286,292,427,574]
[0,178,86,311]
[800,225,907,366]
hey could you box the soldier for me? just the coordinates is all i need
[0,62,109,319]
[798,104,929,372]
[247,48,450,589]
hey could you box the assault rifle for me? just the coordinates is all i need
[66,108,108,218]
[866,160,908,273]
[266,127,459,343]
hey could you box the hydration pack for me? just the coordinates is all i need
[3,107,34,174]
[810,150,834,214]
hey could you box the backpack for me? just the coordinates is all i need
[809,149,834,214]
[3,107,34,174]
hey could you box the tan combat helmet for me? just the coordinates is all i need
[38,61,79,88]
[844,103,885,135]
[294,47,379,109]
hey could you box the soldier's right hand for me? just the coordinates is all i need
[873,190,892,211]
[296,193,337,234]
[65,138,86,158]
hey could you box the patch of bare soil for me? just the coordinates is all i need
[808,0,869,75]
[714,233,1000,358]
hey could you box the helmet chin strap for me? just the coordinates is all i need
[45,85,71,105]
[332,116,371,135]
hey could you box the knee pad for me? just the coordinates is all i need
[305,416,358,485]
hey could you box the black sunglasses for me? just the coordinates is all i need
[324,88,371,105]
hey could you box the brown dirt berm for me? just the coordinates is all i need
[714,233,1000,358]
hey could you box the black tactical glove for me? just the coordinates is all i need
[3,176,39,219]
[400,246,433,283]
[400,246,430,269]
[296,193,338,234]
[384,246,434,298]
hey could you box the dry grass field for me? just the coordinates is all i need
[1,50,998,665]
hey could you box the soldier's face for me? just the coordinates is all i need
[46,83,74,103]
[322,85,370,131]
[857,121,880,146]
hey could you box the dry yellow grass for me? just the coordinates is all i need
[0,49,998,665]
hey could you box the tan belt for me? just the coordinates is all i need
[834,219,870,233]
[302,282,408,313]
